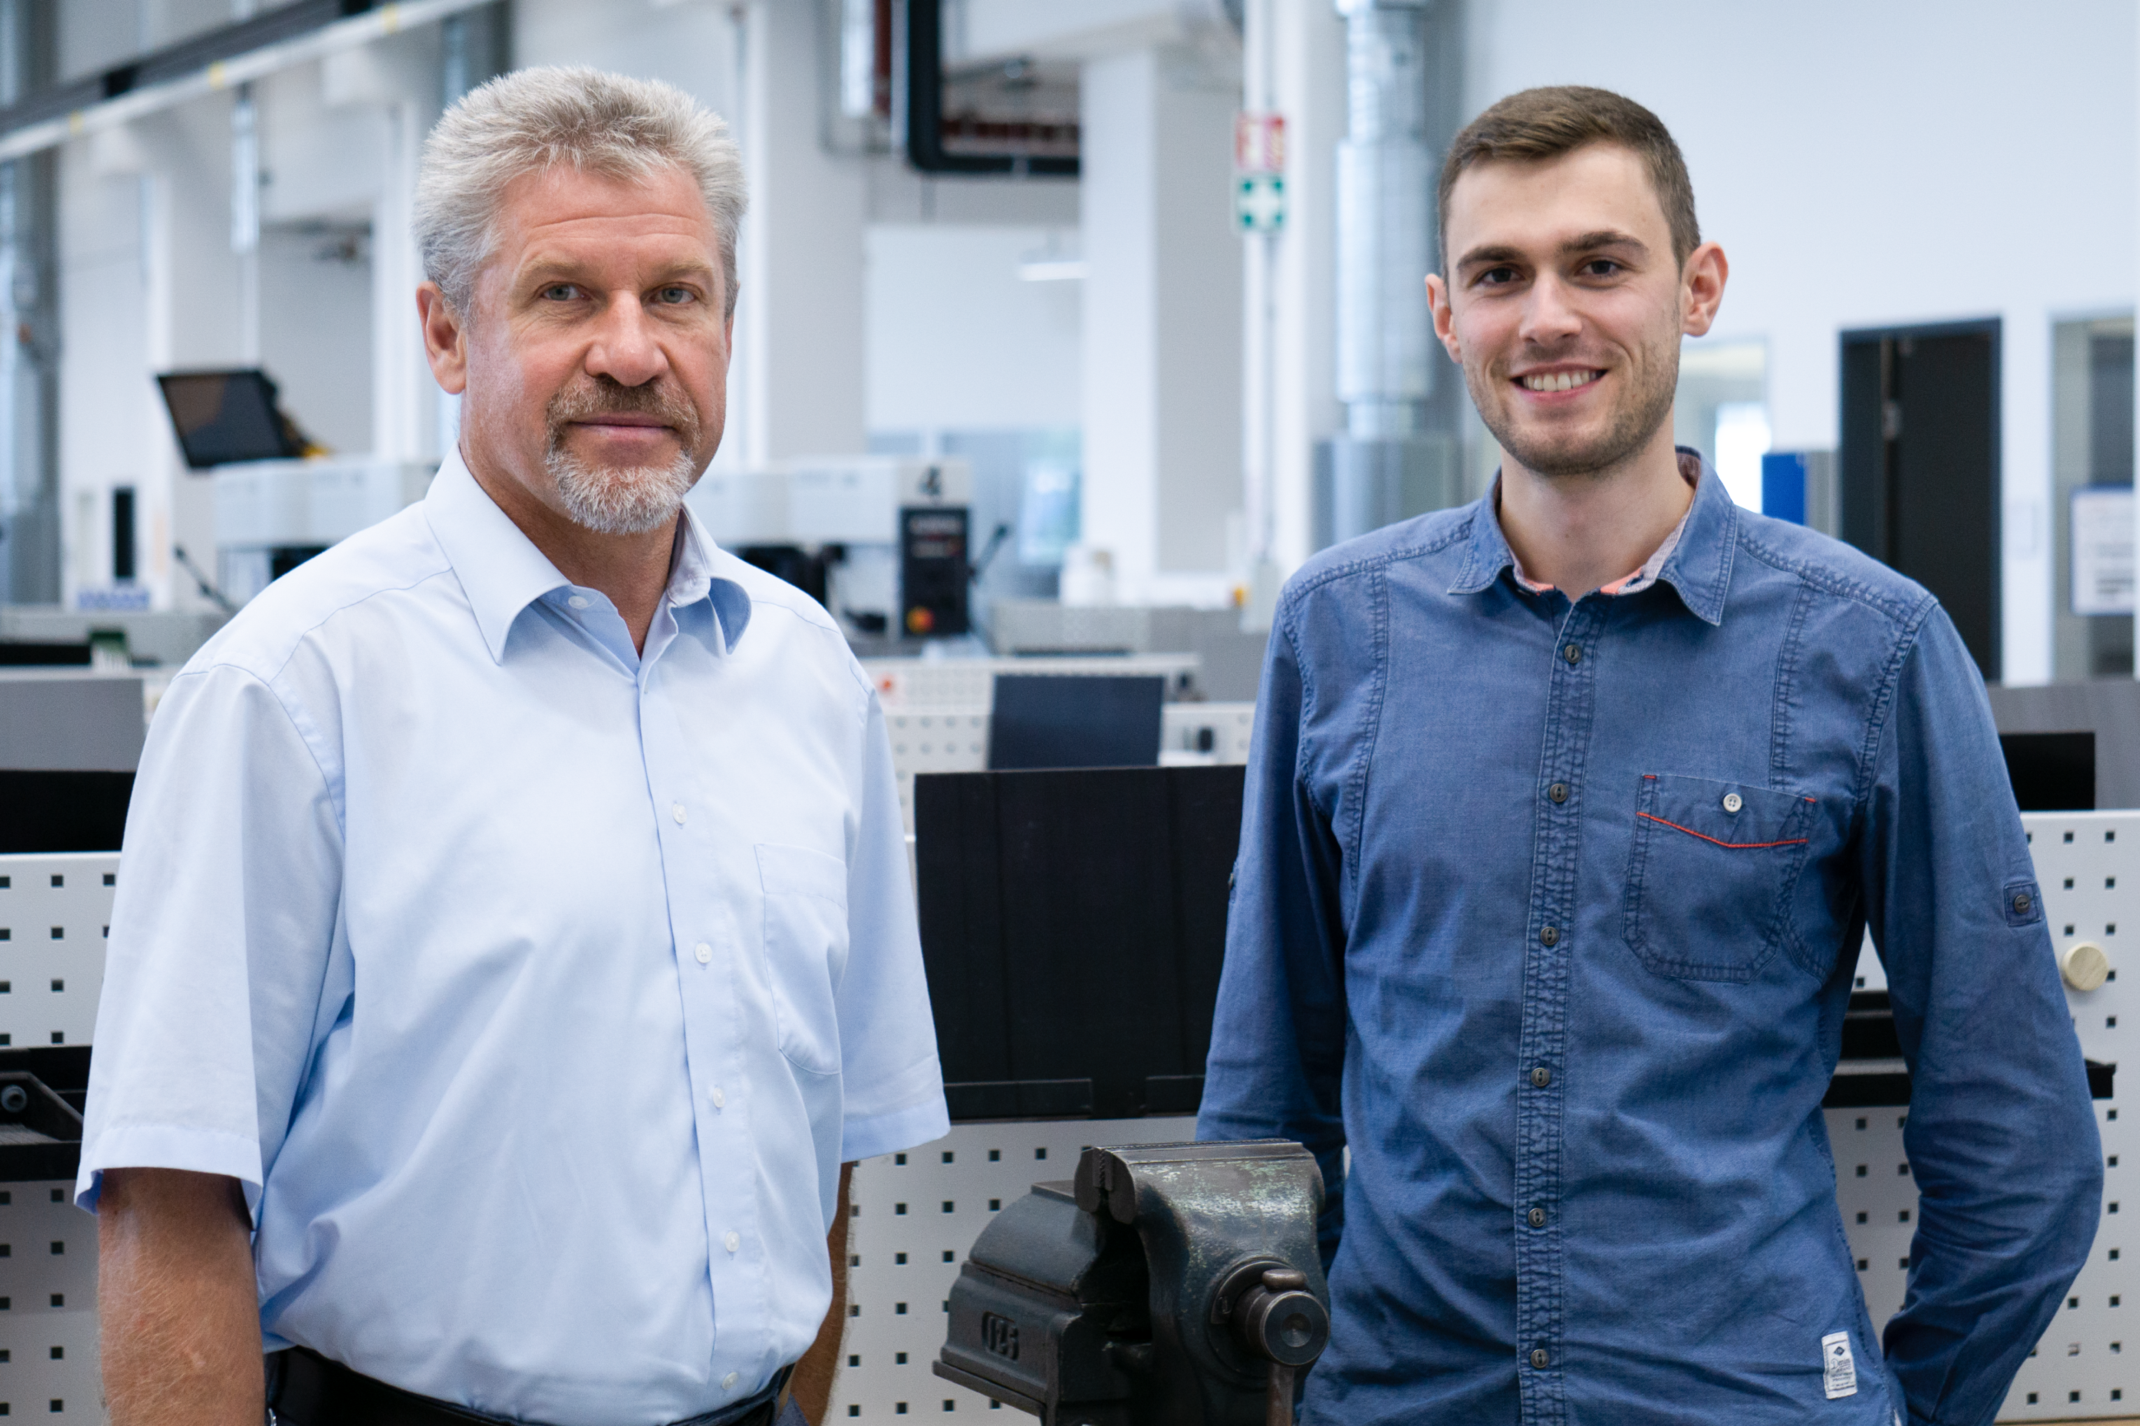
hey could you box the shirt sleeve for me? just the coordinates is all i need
[834,688,949,1164]
[1863,604,2103,1426]
[1196,607,1351,1261]
[75,661,344,1216]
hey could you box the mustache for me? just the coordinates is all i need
[544,378,703,448]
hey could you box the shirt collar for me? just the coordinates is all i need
[1448,447,1737,626]
[422,447,754,664]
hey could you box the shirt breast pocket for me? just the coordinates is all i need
[756,843,851,1075]
[1621,773,1818,982]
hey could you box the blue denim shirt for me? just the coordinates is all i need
[1198,459,2102,1426]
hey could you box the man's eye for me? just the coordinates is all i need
[655,286,695,305]
[1580,259,1622,277]
[541,283,579,301]
[1478,266,1519,286]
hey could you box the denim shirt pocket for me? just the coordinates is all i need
[1622,773,1819,982]
[757,842,852,1075]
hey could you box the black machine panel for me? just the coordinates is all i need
[2000,730,2095,812]
[915,765,1243,1120]
[901,505,970,636]
[0,770,133,853]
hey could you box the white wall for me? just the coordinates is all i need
[259,224,374,454]
[1463,0,2137,684]
[864,225,1080,434]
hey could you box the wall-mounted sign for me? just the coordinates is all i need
[1235,176,1285,232]
[1234,111,1285,174]
[2072,485,2135,615]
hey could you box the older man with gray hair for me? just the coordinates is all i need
[79,67,947,1426]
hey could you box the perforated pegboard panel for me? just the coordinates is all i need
[1830,812,2134,1420]
[886,707,990,833]
[0,855,115,1051]
[828,1117,1197,1420]
[884,704,1256,833]
[0,1183,102,1422]
[863,656,1201,710]
[0,853,113,1424]
[1160,703,1255,766]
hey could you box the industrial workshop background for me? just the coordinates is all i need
[0,0,2136,1423]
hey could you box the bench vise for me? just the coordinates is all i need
[935,1139,1331,1426]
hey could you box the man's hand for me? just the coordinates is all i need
[98,1168,262,1426]
[788,1162,855,1423]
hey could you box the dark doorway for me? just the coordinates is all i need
[1840,320,2001,680]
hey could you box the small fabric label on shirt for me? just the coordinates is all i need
[1821,1331,1858,1399]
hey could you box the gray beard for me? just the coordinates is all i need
[545,445,698,535]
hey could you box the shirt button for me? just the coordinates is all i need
[695,941,713,964]
[1531,1347,1550,1370]
[1531,1066,1551,1088]
[1562,643,1582,665]
[1540,925,1559,947]
[1529,1206,1547,1228]
[672,803,688,825]
[2014,890,2034,915]
[722,1372,739,1391]
[709,1084,726,1109]
[1547,782,1569,804]
[567,594,590,610]
[1723,791,1743,814]
[725,1231,741,1253]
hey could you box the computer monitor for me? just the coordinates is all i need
[156,369,304,469]
[987,673,1163,770]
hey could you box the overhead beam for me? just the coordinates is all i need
[0,0,496,163]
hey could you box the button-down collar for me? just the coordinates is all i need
[422,448,753,664]
[1449,447,1738,626]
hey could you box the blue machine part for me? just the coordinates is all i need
[1762,451,1808,525]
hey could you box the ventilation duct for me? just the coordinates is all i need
[1324,0,1457,545]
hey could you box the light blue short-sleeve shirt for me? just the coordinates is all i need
[77,451,950,1426]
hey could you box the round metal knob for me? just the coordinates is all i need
[1233,1267,1330,1369]
[2062,940,2112,993]
[0,1085,27,1114]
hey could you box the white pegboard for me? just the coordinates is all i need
[0,1182,102,1422]
[886,707,991,833]
[829,1117,1197,1420]
[863,656,1202,710]
[0,852,113,1424]
[885,704,1256,832]
[1831,812,2135,1420]
[0,855,115,1050]
[1160,703,1255,767]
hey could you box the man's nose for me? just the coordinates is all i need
[585,296,668,387]
[1518,274,1583,347]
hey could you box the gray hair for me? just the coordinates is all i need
[413,66,747,319]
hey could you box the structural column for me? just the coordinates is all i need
[1256,0,1344,582]
[733,0,867,464]
[1079,44,1242,604]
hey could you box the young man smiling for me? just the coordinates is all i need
[1199,86,2100,1424]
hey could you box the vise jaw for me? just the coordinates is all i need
[934,1139,1330,1426]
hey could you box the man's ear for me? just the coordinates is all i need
[418,282,469,396]
[1679,241,1728,338]
[1427,273,1462,364]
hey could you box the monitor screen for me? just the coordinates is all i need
[987,673,1163,770]
[156,369,300,469]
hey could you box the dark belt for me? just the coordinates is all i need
[265,1347,792,1426]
